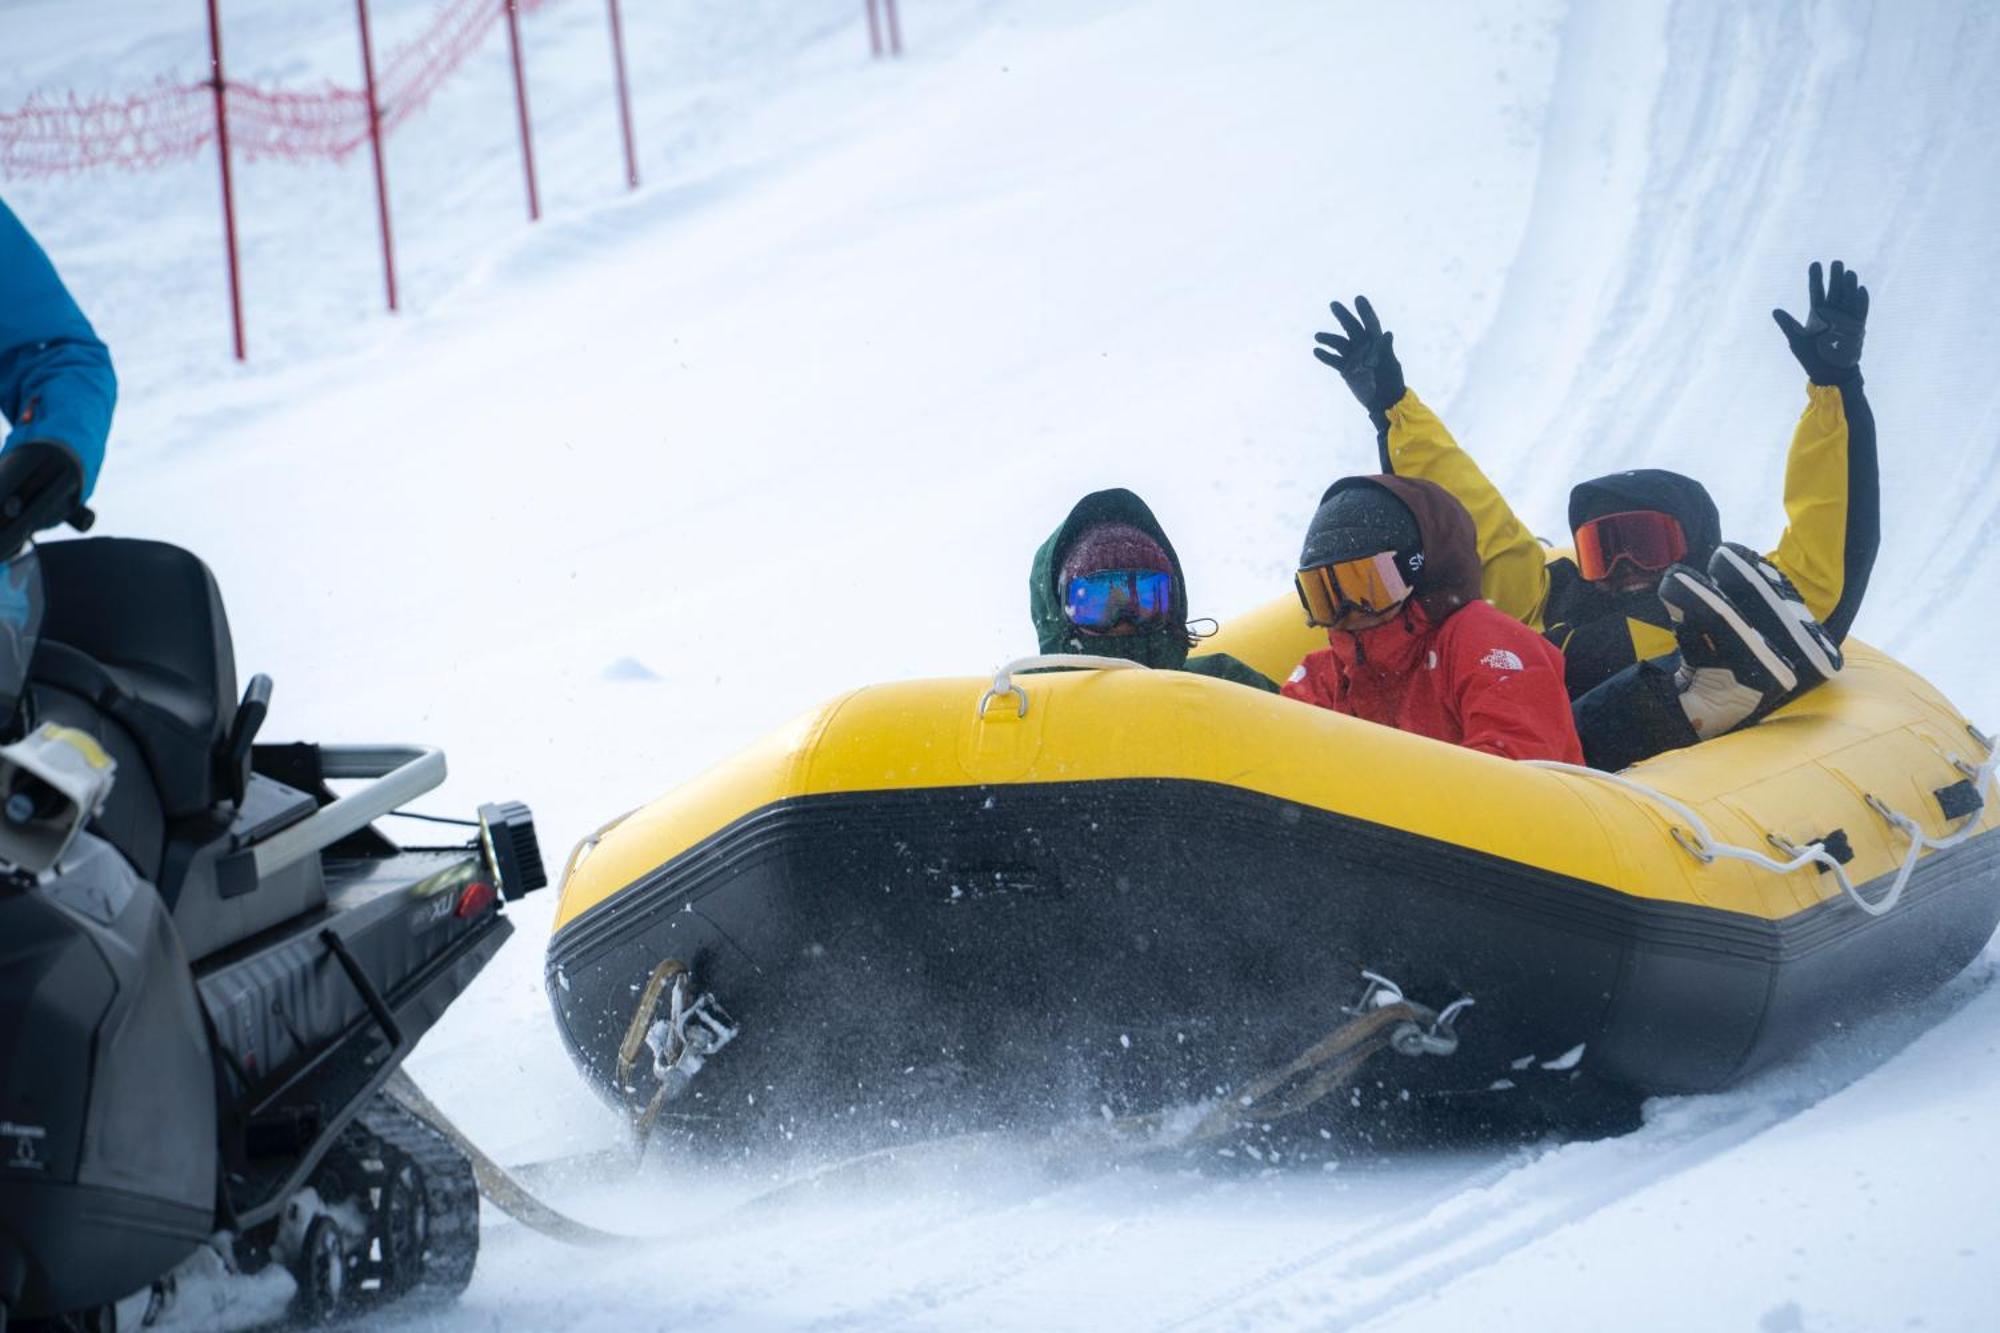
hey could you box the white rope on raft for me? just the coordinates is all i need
[979,654,1147,718]
[978,653,1995,918]
[1525,729,2000,918]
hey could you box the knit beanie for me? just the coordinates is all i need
[1058,522,1173,587]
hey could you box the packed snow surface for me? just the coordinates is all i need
[6,0,1999,1327]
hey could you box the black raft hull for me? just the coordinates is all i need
[547,776,2000,1147]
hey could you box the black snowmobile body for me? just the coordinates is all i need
[0,537,545,1325]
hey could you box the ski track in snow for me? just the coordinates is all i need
[1234,963,1997,1333]
[7,0,2000,1328]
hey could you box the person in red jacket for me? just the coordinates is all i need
[1282,474,1584,764]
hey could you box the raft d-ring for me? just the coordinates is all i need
[1863,793,1917,835]
[1670,825,1716,864]
[978,683,1029,719]
[975,654,1149,720]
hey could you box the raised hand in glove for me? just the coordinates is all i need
[1772,260,1867,386]
[1313,296,1406,415]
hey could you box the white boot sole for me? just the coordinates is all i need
[1710,545,1840,681]
[1668,571,1798,694]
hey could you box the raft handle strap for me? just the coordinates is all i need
[1526,746,2000,918]
[978,654,1147,719]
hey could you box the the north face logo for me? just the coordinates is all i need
[1480,648,1524,671]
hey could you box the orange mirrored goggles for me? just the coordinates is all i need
[1294,552,1413,628]
[1573,509,1687,582]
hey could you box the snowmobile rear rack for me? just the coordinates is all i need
[250,744,446,879]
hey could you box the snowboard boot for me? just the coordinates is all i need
[1658,564,1798,740]
[1706,541,1843,693]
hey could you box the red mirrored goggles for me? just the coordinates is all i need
[1573,510,1688,583]
[1295,552,1412,628]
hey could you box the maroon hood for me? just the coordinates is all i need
[1326,474,1484,621]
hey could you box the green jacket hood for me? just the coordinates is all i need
[1029,488,1193,669]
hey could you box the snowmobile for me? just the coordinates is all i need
[0,536,546,1328]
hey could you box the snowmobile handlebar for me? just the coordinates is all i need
[250,744,447,879]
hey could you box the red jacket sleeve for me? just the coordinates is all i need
[1442,611,1584,764]
[1280,649,1351,714]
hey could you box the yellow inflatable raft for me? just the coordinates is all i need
[546,596,2000,1141]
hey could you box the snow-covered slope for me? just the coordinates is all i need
[5,0,1998,1328]
[1443,0,2000,724]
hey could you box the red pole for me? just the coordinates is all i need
[204,0,246,360]
[885,0,903,57]
[865,0,883,58]
[606,0,639,190]
[503,0,541,221]
[355,0,398,311]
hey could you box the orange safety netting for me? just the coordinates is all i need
[0,0,554,179]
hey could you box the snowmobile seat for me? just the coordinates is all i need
[29,643,170,881]
[34,537,239,820]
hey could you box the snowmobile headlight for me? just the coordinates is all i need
[0,723,116,875]
[478,800,546,900]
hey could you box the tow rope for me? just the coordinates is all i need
[387,969,1469,1244]
[369,958,738,1250]
[384,1068,643,1248]
[1120,975,1470,1150]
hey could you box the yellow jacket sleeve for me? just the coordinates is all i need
[1380,390,1551,628]
[1767,379,1879,642]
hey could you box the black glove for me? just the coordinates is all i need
[0,440,89,562]
[1772,260,1867,386]
[1313,296,1406,415]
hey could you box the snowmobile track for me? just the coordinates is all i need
[356,1096,483,1301]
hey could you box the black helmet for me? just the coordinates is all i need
[1299,479,1423,576]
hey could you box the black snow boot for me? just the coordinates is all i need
[1658,565,1798,740]
[1706,542,1843,692]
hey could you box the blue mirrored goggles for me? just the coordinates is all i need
[1063,569,1174,632]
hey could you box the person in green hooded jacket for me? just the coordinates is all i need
[1028,488,1276,692]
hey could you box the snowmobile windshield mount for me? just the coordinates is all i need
[0,547,45,725]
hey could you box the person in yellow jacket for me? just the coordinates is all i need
[1312,261,1878,771]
